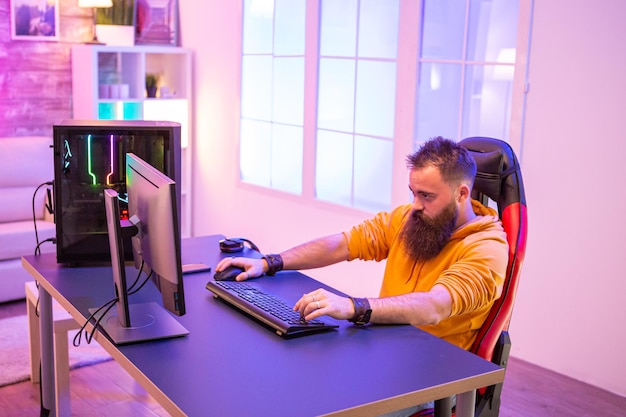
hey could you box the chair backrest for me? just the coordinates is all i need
[459,137,528,363]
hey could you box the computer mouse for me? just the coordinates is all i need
[213,265,245,281]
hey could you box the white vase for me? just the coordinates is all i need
[95,25,135,46]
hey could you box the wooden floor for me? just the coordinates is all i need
[1,299,625,417]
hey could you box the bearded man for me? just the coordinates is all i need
[216,136,508,351]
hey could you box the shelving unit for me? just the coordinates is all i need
[71,44,193,237]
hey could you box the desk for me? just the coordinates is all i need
[22,235,504,417]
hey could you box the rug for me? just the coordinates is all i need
[0,314,112,387]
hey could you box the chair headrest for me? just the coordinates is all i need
[459,136,526,210]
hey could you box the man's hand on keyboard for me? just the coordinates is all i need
[294,289,355,322]
[215,257,265,281]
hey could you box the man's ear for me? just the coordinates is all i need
[457,183,471,202]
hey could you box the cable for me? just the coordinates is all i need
[128,260,149,293]
[73,261,151,346]
[128,269,154,296]
[73,297,118,346]
[32,181,54,256]
[35,238,56,256]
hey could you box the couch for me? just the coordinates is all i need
[0,136,56,303]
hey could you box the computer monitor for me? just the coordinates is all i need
[95,153,188,345]
[127,152,186,316]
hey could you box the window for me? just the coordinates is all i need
[316,0,399,212]
[415,0,521,147]
[240,0,530,212]
[240,0,306,194]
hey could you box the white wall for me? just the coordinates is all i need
[180,0,626,397]
[508,0,626,397]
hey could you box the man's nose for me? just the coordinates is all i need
[412,197,424,211]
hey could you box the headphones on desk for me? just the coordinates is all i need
[219,237,260,253]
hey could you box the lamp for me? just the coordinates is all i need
[79,0,113,44]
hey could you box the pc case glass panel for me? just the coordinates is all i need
[53,122,181,264]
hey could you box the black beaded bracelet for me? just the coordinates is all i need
[262,254,283,276]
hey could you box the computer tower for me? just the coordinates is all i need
[53,120,181,264]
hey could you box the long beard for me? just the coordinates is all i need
[398,202,458,262]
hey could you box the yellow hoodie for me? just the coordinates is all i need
[344,200,509,350]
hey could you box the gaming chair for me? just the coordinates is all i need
[421,137,528,417]
[462,136,528,417]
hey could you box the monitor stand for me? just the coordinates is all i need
[89,302,189,345]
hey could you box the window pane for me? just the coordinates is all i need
[240,119,272,186]
[317,58,356,132]
[274,0,306,56]
[241,55,273,120]
[421,0,466,60]
[243,0,275,54]
[273,57,305,125]
[355,60,397,137]
[461,64,512,140]
[354,135,393,212]
[271,124,303,194]
[316,130,353,206]
[415,62,461,143]
[358,0,400,59]
[466,0,519,61]
[320,0,358,56]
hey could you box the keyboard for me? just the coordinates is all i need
[206,280,339,337]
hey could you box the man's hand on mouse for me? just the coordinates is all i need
[215,257,266,281]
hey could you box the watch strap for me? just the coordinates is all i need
[349,297,372,325]
[262,253,283,276]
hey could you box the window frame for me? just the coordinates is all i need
[239,0,533,213]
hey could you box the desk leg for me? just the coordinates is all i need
[455,390,476,417]
[39,285,56,417]
[434,397,452,417]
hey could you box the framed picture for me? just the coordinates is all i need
[135,0,179,46]
[10,0,60,41]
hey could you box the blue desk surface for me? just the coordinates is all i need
[24,235,504,417]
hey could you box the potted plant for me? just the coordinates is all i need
[145,73,158,98]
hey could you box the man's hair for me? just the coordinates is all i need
[406,136,476,188]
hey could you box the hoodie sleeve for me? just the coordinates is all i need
[437,222,508,316]
[344,205,412,262]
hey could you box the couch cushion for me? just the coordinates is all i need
[0,186,49,223]
[0,137,54,223]
[0,220,56,260]
[0,137,53,187]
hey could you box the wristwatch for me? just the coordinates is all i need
[349,297,372,326]
[262,253,283,276]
